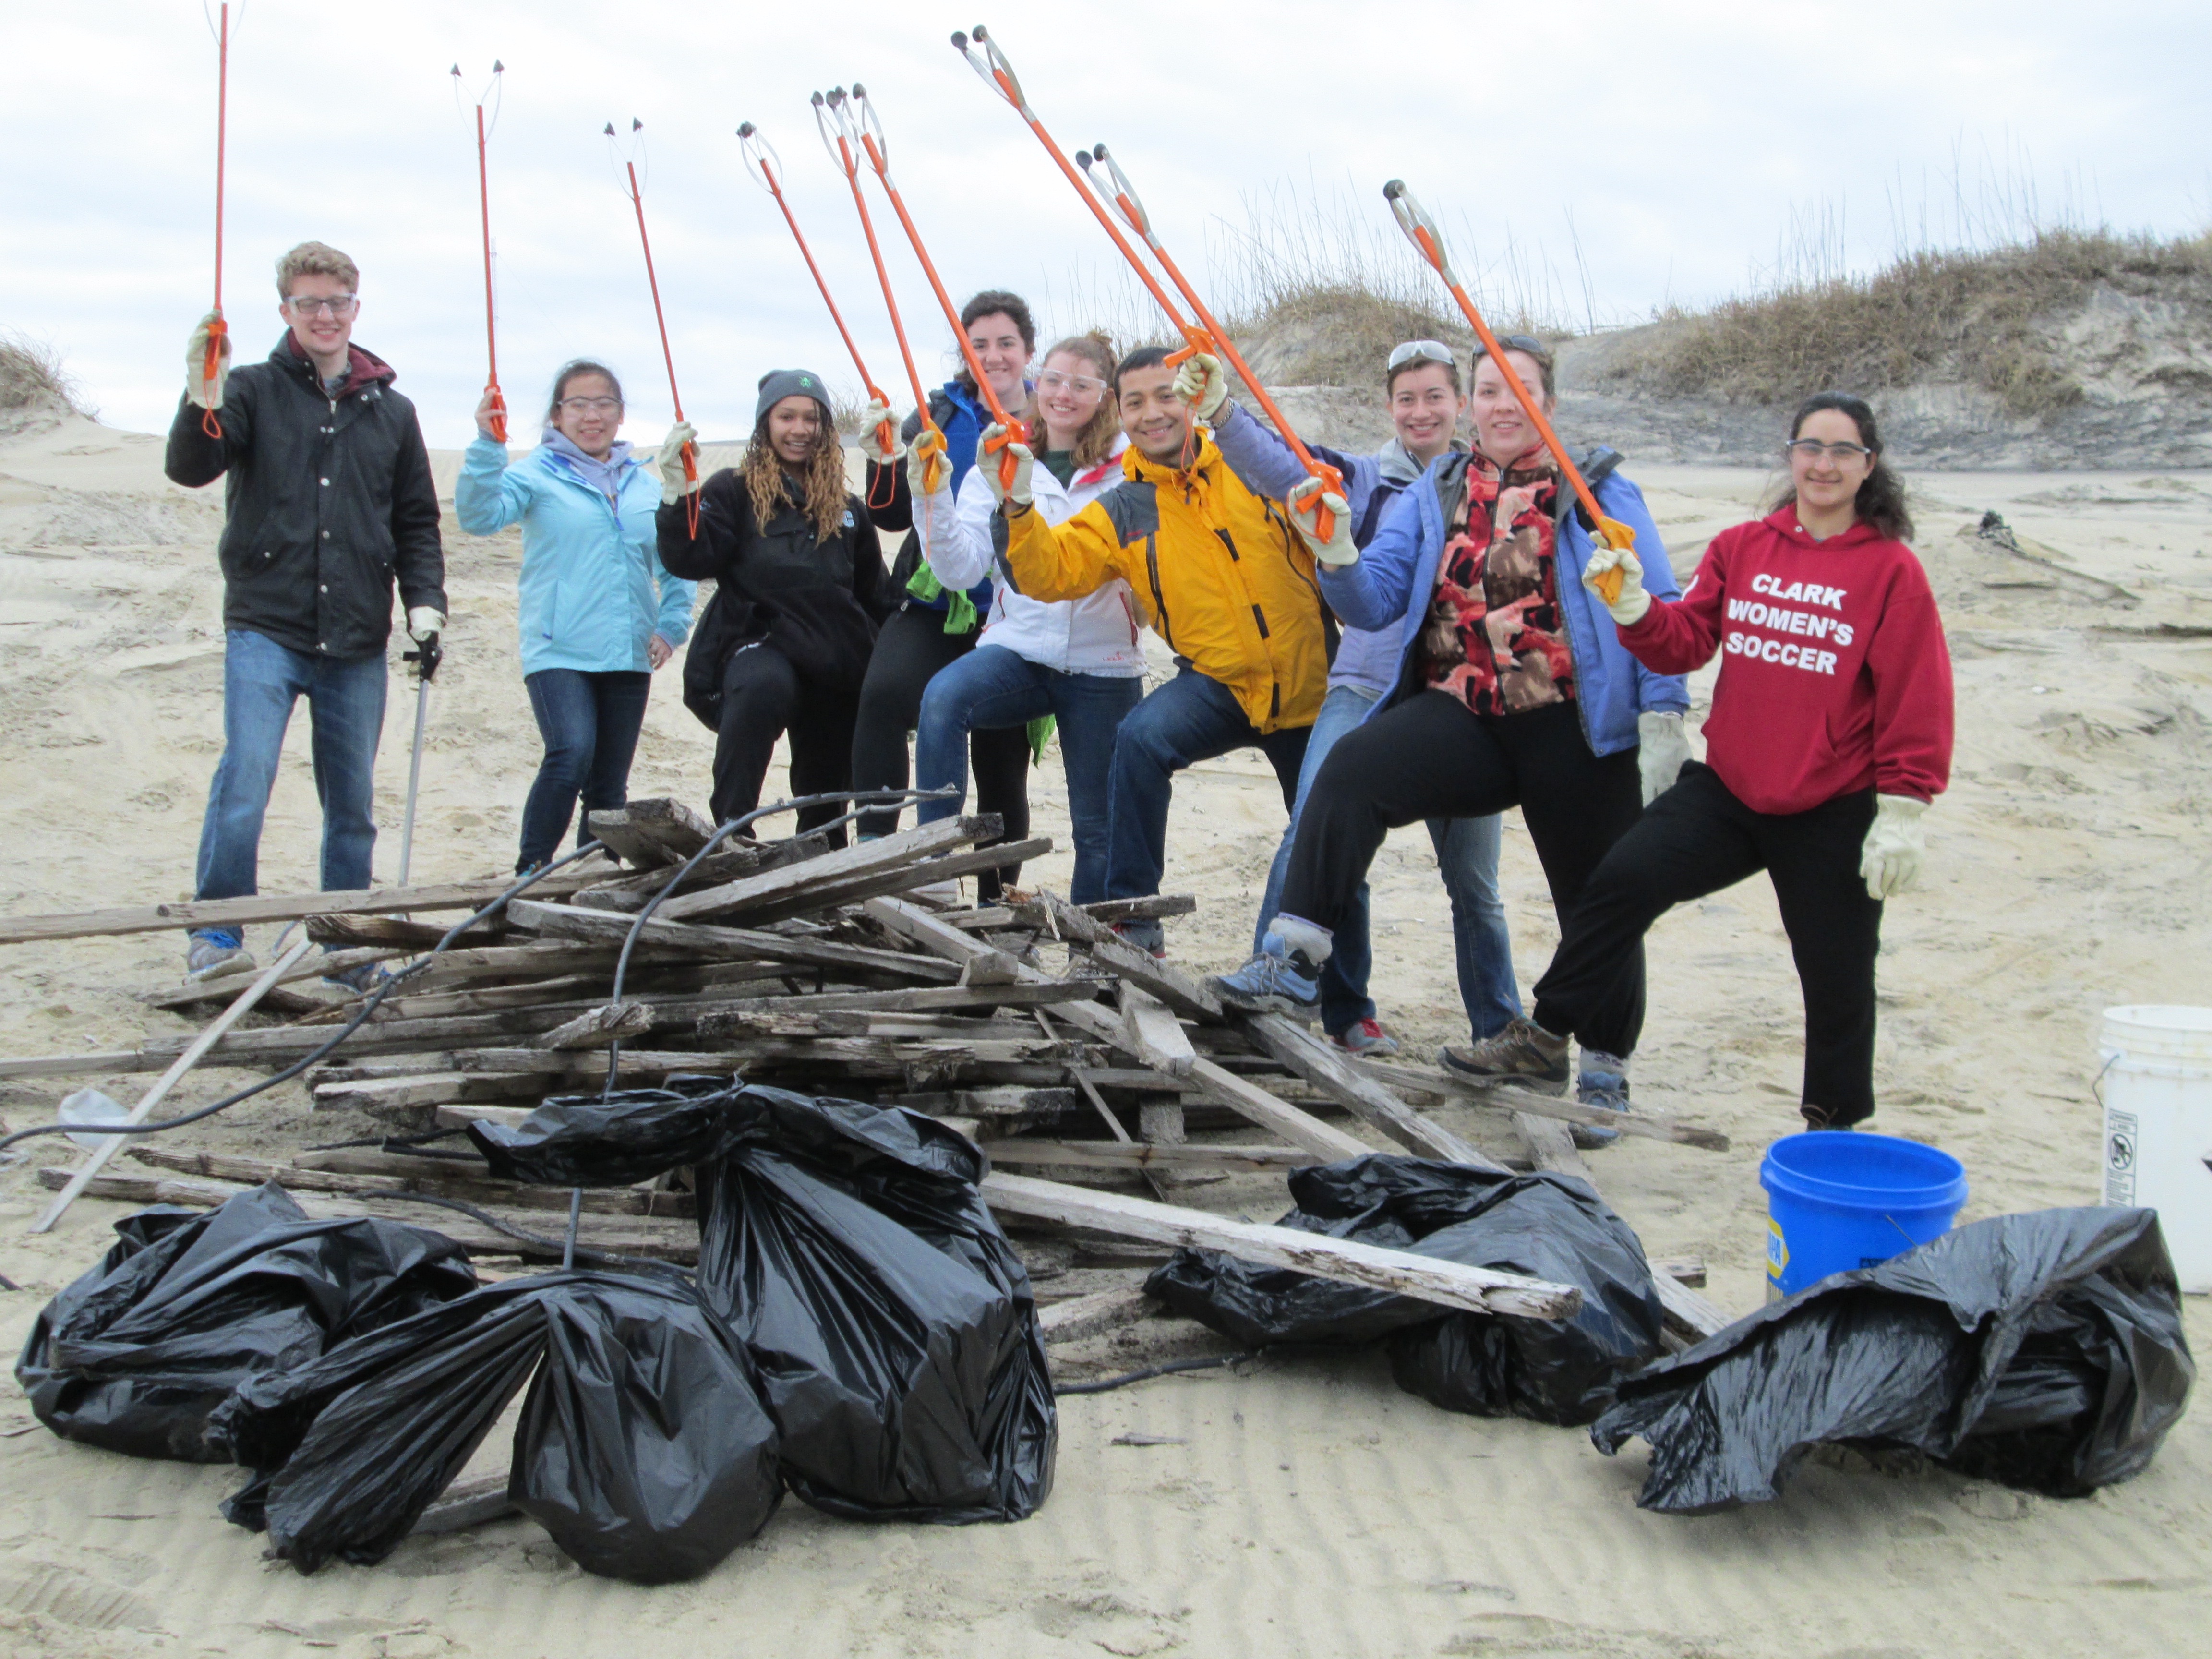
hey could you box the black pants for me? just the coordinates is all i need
[1533,761,1882,1124]
[712,644,860,844]
[518,669,651,871]
[1282,692,1644,1056]
[850,604,1032,897]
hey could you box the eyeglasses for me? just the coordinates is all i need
[1036,369,1107,396]
[1785,439,1873,463]
[557,397,624,414]
[1388,339,1456,370]
[285,294,358,318]
[1470,333,1549,361]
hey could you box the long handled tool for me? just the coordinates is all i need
[1383,180,1636,594]
[950,26,1206,364]
[200,1,234,441]
[607,120,698,530]
[395,632,441,888]
[736,120,898,467]
[812,90,946,492]
[835,84,1021,492]
[1077,143,1343,531]
[453,62,507,442]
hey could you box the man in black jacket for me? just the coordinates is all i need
[165,240,447,977]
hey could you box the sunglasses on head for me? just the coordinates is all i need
[1387,339,1456,370]
[1471,333,1549,361]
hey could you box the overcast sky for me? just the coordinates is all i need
[4,0,2204,446]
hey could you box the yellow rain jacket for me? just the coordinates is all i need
[1000,433,1330,734]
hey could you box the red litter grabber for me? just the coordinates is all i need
[813,89,947,493]
[834,84,1022,494]
[737,120,899,469]
[1077,143,1343,532]
[199,1,234,441]
[1384,179,1636,598]
[950,26,1208,367]
[607,120,699,531]
[452,61,506,443]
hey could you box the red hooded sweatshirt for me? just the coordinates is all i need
[1616,507,1952,814]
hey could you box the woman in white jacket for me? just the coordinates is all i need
[909,335,1142,901]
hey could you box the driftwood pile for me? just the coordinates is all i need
[3,802,1737,1350]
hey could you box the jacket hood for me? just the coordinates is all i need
[1121,429,1220,486]
[1761,504,1888,548]
[1378,436,1465,488]
[276,333,397,392]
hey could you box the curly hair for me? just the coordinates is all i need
[1037,334,1120,469]
[1776,391,1914,542]
[740,405,848,542]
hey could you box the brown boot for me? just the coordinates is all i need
[1441,1019,1570,1090]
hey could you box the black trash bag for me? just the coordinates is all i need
[1589,1206,2195,1515]
[1146,1158,1666,1425]
[15,1182,476,1461]
[208,1268,781,1581]
[694,1084,1056,1523]
[466,1073,742,1187]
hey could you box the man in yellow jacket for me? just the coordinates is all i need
[976,345,1331,952]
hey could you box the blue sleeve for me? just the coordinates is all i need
[651,555,697,647]
[455,435,530,535]
[1599,475,1690,716]
[1211,406,1379,520]
[1318,481,1423,632]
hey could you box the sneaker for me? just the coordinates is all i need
[1441,1018,1570,1090]
[1572,1062,1630,1150]
[1801,1105,1862,1132]
[1208,935,1320,1015]
[1110,920,1166,961]
[186,928,254,980]
[1327,1018,1401,1058]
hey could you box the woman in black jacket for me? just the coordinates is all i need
[657,370,894,841]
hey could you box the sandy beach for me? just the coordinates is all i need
[1,409,2208,1658]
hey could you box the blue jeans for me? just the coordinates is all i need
[915,645,1142,904]
[521,669,652,872]
[195,629,387,900]
[1258,683,1521,1040]
[1107,669,1310,948]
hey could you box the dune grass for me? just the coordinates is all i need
[0,333,84,418]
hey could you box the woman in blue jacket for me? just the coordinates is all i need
[457,361,695,872]
[1212,340,1689,1142]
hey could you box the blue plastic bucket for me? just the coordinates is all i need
[1759,1132,1967,1300]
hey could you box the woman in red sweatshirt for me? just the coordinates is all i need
[1444,391,1953,1130]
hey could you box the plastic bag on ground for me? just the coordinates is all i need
[695,1084,1056,1523]
[15,1182,477,1461]
[1145,1157,1667,1425]
[1589,1206,2195,1515]
[467,1073,741,1187]
[208,1267,781,1581]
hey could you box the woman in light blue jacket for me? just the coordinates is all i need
[457,361,695,871]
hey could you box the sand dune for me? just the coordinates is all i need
[1,409,2208,1657]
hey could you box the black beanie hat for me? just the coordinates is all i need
[754,368,831,425]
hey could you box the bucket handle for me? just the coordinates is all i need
[2089,1050,2120,1114]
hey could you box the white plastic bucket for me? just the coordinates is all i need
[2099,1005,2212,1293]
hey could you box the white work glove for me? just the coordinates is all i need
[1636,711,1691,805]
[1582,543,1650,625]
[407,607,445,640]
[1286,477,1358,567]
[974,423,1034,510]
[185,311,230,410]
[1860,795,1926,901]
[906,425,950,502]
[859,395,902,466]
[1171,350,1229,423]
[657,420,701,506]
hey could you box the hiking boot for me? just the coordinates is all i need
[1572,1057,1631,1150]
[1328,1018,1401,1058]
[1110,920,1166,961]
[1208,935,1321,1015]
[186,928,254,980]
[1801,1104,1863,1132]
[1441,1018,1570,1091]
[322,958,393,997]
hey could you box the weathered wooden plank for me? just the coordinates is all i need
[1022,894,1223,1020]
[126,1145,694,1218]
[409,1473,523,1537]
[1037,1285,1151,1342]
[979,1139,1309,1172]
[740,838,1049,925]
[656,815,993,922]
[1357,1058,1731,1152]
[536,1002,657,1051]
[505,899,962,983]
[0,864,613,946]
[1239,1014,1500,1169]
[701,980,1100,1018]
[312,1071,542,1117]
[979,1172,1579,1321]
[1118,984,1197,1079]
[307,914,503,950]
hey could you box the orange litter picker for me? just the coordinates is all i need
[832,84,1022,494]
[1383,180,1637,599]
[812,90,946,493]
[950,26,1207,366]
[736,120,898,469]
[452,62,506,443]
[1076,143,1343,535]
[606,120,699,533]
[199,1,235,441]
